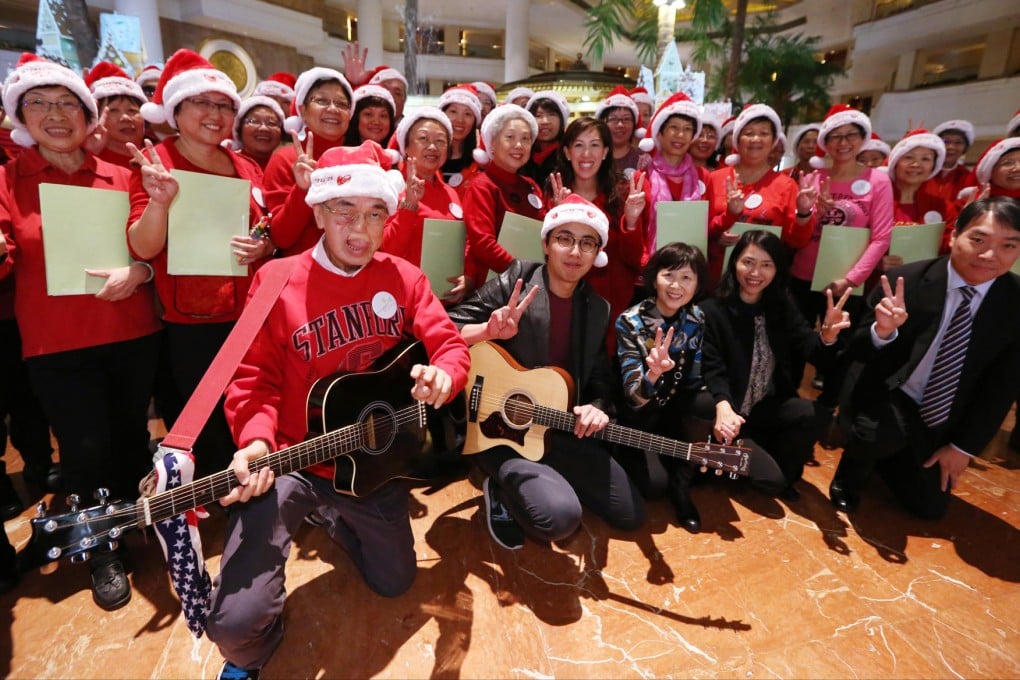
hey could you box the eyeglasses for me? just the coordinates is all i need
[410,134,449,148]
[243,117,281,129]
[320,201,388,228]
[605,116,633,126]
[185,98,238,116]
[995,158,1020,170]
[20,97,83,115]
[552,232,600,254]
[309,97,351,112]
[827,131,863,144]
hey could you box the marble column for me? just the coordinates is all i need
[114,0,163,64]
[358,0,385,69]
[504,0,530,83]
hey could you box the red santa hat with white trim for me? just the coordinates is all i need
[305,140,406,214]
[140,49,240,129]
[254,71,297,104]
[438,84,482,126]
[368,65,408,90]
[473,103,538,165]
[283,66,354,136]
[2,53,98,147]
[472,81,497,108]
[810,104,872,169]
[541,194,610,267]
[503,86,535,105]
[391,105,453,157]
[595,85,643,137]
[1007,109,1020,138]
[887,128,945,181]
[231,95,285,150]
[860,132,891,159]
[724,103,783,166]
[135,63,162,87]
[931,119,974,150]
[974,137,1020,185]
[86,61,146,103]
[791,123,821,153]
[352,83,396,116]
[718,115,736,148]
[638,92,702,153]
[525,90,570,128]
[629,87,654,109]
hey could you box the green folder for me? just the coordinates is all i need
[810,224,870,295]
[656,200,708,254]
[167,170,250,277]
[419,218,465,297]
[889,222,944,265]
[723,223,783,270]
[39,183,132,296]
[489,212,545,280]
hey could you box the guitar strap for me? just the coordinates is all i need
[159,259,296,455]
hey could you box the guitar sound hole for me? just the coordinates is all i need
[359,402,396,454]
[502,393,535,428]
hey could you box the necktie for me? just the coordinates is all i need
[918,286,975,428]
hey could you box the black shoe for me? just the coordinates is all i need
[217,660,260,680]
[482,477,524,550]
[0,475,23,521]
[829,480,860,513]
[669,482,701,533]
[89,552,131,611]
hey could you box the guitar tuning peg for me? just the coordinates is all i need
[66,494,81,512]
[93,488,110,505]
[699,465,708,474]
[35,501,48,518]
[735,439,743,446]
[715,468,723,476]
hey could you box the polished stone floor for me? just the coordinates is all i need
[2,407,1018,679]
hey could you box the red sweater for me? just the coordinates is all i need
[261,135,346,256]
[0,148,160,357]
[892,185,956,254]
[381,171,463,266]
[224,248,471,481]
[127,138,265,324]
[462,163,546,285]
[922,163,976,212]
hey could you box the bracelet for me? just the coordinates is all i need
[796,209,813,218]
[132,260,155,283]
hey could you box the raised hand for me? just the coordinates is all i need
[796,173,819,215]
[873,274,908,340]
[548,172,571,206]
[725,173,745,216]
[644,325,675,383]
[409,364,453,407]
[623,170,646,229]
[820,287,852,344]
[128,139,178,206]
[815,176,834,215]
[485,278,539,340]
[340,41,369,86]
[402,157,425,211]
[291,130,316,190]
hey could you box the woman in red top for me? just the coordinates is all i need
[924,120,977,210]
[883,129,954,264]
[522,90,570,188]
[262,67,355,256]
[381,106,468,304]
[707,104,814,288]
[84,61,148,169]
[231,95,284,171]
[342,84,396,147]
[128,49,271,477]
[462,104,544,288]
[0,54,161,610]
[438,84,483,197]
[974,137,1020,200]
[549,116,648,350]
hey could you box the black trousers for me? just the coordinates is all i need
[0,318,53,476]
[835,388,952,519]
[26,334,159,501]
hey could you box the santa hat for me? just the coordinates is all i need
[810,104,872,169]
[503,86,535,105]
[368,65,408,90]
[86,61,147,103]
[1008,110,1020,138]
[2,53,98,147]
[638,92,702,153]
[859,132,891,158]
[887,129,945,181]
[724,103,783,166]
[284,67,354,136]
[391,105,453,157]
[140,49,240,129]
[932,119,974,149]
[254,71,297,103]
[791,123,821,153]
[629,87,653,109]
[232,95,285,150]
[698,113,722,139]
[472,81,497,107]
[717,115,736,151]
[473,103,537,165]
[975,137,1020,185]
[526,90,570,129]
[135,63,162,87]
[305,140,406,214]
[595,85,643,137]
[438,84,482,126]
[541,194,610,268]
[352,83,395,116]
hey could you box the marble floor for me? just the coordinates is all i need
[2,408,1018,679]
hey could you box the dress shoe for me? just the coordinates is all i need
[669,483,701,533]
[829,480,860,513]
[89,551,132,611]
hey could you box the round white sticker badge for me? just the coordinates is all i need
[923,210,943,224]
[528,193,543,210]
[851,179,871,196]
[744,193,763,209]
[697,179,706,195]
[448,173,463,188]
[372,291,398,319]
[251,187,265,208]
[449,203,464,219]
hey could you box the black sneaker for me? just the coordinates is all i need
[217,660,260,680]
[89,551,131,611]
[482,477,524,550]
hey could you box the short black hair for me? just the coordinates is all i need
[717,229,790,310]
[642,242,709,301]
[955,195,1020,235]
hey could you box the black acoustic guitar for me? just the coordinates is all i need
[21,341,430,570]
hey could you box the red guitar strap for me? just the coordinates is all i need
[160,260,295,453]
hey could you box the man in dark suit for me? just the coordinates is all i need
[831,196,1020,519]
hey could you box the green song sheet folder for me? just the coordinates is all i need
[656,200,708,254]
[488,212,545,281]
[810,224,870,295]
[889,222,944,265]
[167,170,250,276]
[420,218,465,297]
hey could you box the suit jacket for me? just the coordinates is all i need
[843,257,1020,454]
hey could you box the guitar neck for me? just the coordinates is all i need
[140,407,417,526]
[530,405,696,462]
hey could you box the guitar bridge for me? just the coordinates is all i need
[468,376,483,423]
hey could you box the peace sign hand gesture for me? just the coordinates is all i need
[725,173,745,216]
[796,173,819,215]
[128,139,178,207]
[815,175,834,215]
[623,170,646,230]
[485,278,539,340]
[548,172,571,207]
[402,157,425,211]
[291,130,316,191]
[644,326,675,383]
[820,287,852,344]
[874,275,908,340]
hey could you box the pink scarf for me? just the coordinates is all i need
[647,151,704,255]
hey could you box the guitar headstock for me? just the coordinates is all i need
[691,441,752,477]
[19,499,140,571]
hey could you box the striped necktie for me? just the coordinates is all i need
[918,286,975,428]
